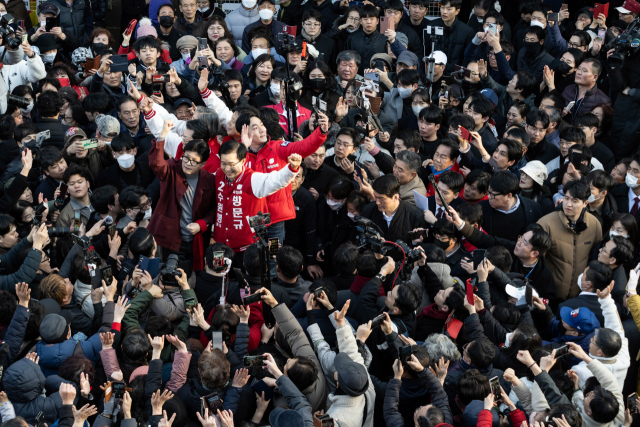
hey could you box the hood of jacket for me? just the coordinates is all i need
[35,340,78,371]
[3,359,46,402]
[399,375,431,400]
[427,262,454,288]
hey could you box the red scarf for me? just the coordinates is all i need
[417,303,450,320]
[350,275,385,296]
[192,219,209,271]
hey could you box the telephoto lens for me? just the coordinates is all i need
[48,227,70,237]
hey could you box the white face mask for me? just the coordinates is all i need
[412,105,423,116]
[144,207,152,220]
[252,48,268,58]
[242,0,257,8]
[346,26,358,33]
[610,230,629,239]
[477,16,483,22]
[43,53,57,63]
[578,273,585,290]
[504,332,513,348]
[626,172,639,189]
[587,192,600,203]
[198,6,210,12]
[182,53,191,62]
[270,81,281,96]
[20,102,34,114]
[259,9,274,20]
[398,86,412,99]
[347,212,356,221]
[116,153,135,169]
[326,198,345,211]
[530,19,546,29]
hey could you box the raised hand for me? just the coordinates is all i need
[288,153,302,170]
[15,282,30,307]
[113,295,131,323]
[165,334,187,353]
[231,368,251,388]
[60,382,77,405]
[333,299,350,327]
[73,404,98,424]
[230,304,250,323]
[100,332,115,349]
[151,389,174,415]
[158,410,177,427]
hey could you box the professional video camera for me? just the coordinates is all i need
[395,240,422,281]
[354,79,383,137]
[161,254,180,286]
[277,32,300,53]
[0,14,21,51]
[248,212,271,231]
[607,17,640,69]
[208,66,234,109]
[7,94,30,109]
[353,215,387,253]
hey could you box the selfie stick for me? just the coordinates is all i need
[428,174,450,216]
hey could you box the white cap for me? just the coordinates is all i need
[428,50,447,66]
[520,160,548,186]
[505,284,539,300]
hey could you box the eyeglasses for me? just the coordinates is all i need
[527,124,544,135]
[567,42,584,48]
[304,22,321,28]
[335,140,354,148]
[559,140,575,148]
[433,152,450,161]
[182,156,202,166]
[134,198,152,211]
[487,191,502,199]
[347,17,360,22]
[220,159,243,169]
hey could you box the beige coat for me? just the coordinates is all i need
[537,210,602,300]
[399,176,427,205]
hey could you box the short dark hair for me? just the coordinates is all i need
[134,35,160,53]
[437,139,460,162]
[586,170,614,193]
[589,386,619,423]
[346,190,367,213]
[448,114,475,134]
[38,146,64,171]
[609,235,634,266]
[505,126,531,147]
[489,171,519,197]
[397,68,420,86]
[486,245,512,273]
[128,228,155,259]
[356,251,379,277]
[224,68,243,84]
[394,282,421,314]
[433,219,459,241]
[419,104,443,125]
[243,244,264,277]
[497,138,524,162]
[119,185,148,210]
[526,224,551,256]
[525,25,546,41]
[526,109,550,129]
[336,127,362,148]
[116,95,138,114]
[184,139,210,163]
[36,91,64,118]
[514,71,537,98]
[396,129,422,151]
[302,8,322,21]
[205,243,234,271]
[333,243,358,275]
[468,337,496,369]
[438,170,464,193]
[559,126,586,145]
[457,203,483,226]
[82,92,113,114]
[441,0,462,9]
[13,122,39,142]
[466,169,491,193]
[327,175,353,200]
[360,4,379,18]
[457,369,491,405]
[583,57,602,79]
[0,115,16,141]
[0,214,16,236]
[186,119,211,141]
[308,279,337,305]
[111,133,136,152]
[288,355,319,391]
[372,174,400,198]
[585,260,614,291]
[63,164,92,184]
[276,246,303,280]
[90,186,118,215]
[235,111,260,134]
[564,179,590,201]
[594,327,622,358]
[469,96,494,120]
[219,139,248,161]
[574,112,601,131]
[541,91,566,110]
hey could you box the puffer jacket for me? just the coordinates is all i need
[0,47,46,114]
[537,210,603,300]
[562,82,612,124]
[49,0,87,46]
[225,5,260,48]
[3,358,77,425]
[36,336,102,376]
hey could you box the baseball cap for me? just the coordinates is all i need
[37,2,60,16]
[617,0,640,14]
[334,352,369,396]
[40,313,69,343]
[173,98,193,110]
[269,408,304,427]
[427,50,447,66]
[480,88,498,107]
[64,127,88,145]
[559,306,600,333]
[397,51,419,67]
[95,114,120,139]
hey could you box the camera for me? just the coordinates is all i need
[31,202,47,226]
[395,240,422,280]
[353,215,386,253]
[0,14,21,51]
[7,94,30,109]
[277,32,299,52]
[48,226,71,238]
[248,212,271,229]
[607,18,640,69]
[160,254,180,286]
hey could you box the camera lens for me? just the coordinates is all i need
[7,94,29,109]
[48,227,70,237]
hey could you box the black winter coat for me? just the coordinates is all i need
[423,18,474,73]
[360,200,427,244]
[302,0,343,33]
[284,186,318,267]
[50,0,87,46]
[345,30,389,75]
[37,119,71,149]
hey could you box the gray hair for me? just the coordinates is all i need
[548,107,562,126]
[336,50,361,67]
[395,150,421,172]
[423,333,461,363]
[196,106,219,137]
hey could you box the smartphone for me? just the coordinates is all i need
[465,279,474,305]
[152,74,171,83]
[22,34,28,44]
[313,287,325,300]
[125,19,138,36]
[110,54,129,73]
[486,23,498,34]
[212,251,225,273]
[364,72,380,82]
[472,249,486,270]
[199,37,208,50]
[243,355,265,368]
[408,229,428,240]
[210,331,223,350]
[243,291,263,306]
[18,20,24,29]
[561,3,568,9]
[35,130,51,146]
[112,381,125,399]
[371,314,386,329]
[347,153,357,163]
[555,344,569,358]
[459,126,472,142]
[138,255,161,277]
[571,152,584,169]
[268,238,279,256]
[251,378,275,400]
[101,266,113,287]
[628,393,637,412]
[354,163,364,182]
[594,2,609,19]
[597,28,606,43]
[525,285,533,306]
[315,414,335,427]
[56,183,68,204]
[45,16,60,32]
[565,101,575,112]
[380,16,393,33]
[153,83,162,96]
[71,234,85,247]
[203,392,224,413]
[184,297,196,311]
[85,56,101,71]
[489,376,501,400]
[80,138,99,150]
[133,210,145,225]
[198,56,208,69]
[547,12,559,22]
[74,211,81,233]
[439,84,450,98]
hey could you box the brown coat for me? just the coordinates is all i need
[537,210,602,300]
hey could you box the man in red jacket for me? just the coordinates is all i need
[147,116,217,269]
[234,108,329,272]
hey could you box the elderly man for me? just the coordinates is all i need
[562,58,611,124]
[335,50,362,95]
[394,150,427,205]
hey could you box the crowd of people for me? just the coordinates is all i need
[2,0,640,426]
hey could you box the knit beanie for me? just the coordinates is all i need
[136,18,158,38]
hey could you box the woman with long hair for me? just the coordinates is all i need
[300,60,341,114]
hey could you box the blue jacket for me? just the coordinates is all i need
[35,332,102,376]
[2,305,29,368]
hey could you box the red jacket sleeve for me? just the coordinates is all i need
[148,137,171,181]
[247,302,265,352]
[161,48,172,64]
[275,127,327,159]
[508,408,527,427]
[478,409,495,427]
[118,45,130,54]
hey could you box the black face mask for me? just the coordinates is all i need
[448,132,459,142]
[460,80,478,93]
[557,61,573,75]
[159,15,174,28]
[92,42,109,56]
[435,239,451,250]
[309,78,326,91]
[523,41,540,57]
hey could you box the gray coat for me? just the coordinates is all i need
[380,88,405,124]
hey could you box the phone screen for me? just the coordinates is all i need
[211,331,223,350]
[555,345,569,358]
[490,376,501,399]
[204,392,224,412]
[269,238,279,256]
[74,211,81,232]
[629,393,637,412]
[243,292,262,306]
[243,355,265,368]
[101,266,113,287]
[212,251,225,272]
[571,152,584,169]
[57,183,68,203]
[459,126,471,142]
[472,249,486,270]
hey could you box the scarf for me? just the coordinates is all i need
[417,303,450,320]
[301,28,319,43]
[192,219,209,271]
[350,275,385,296]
